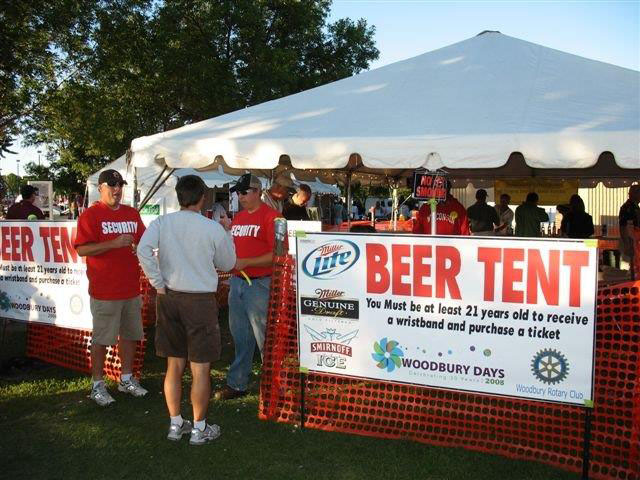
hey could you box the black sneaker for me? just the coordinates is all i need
[214,385,248,401]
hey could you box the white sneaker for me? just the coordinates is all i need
[118,377,148,397]
[167,420,193,441]
[189,424,221,445]
[89,382,115,406]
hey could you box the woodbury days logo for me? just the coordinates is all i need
[302,240,360,279]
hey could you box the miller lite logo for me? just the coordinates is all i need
[302,240,360,279]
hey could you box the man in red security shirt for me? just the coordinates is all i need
[6,184,45,220]
[74,169,147,406]
[413,180,470,235]
[215,173,282,400]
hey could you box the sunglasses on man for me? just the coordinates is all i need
[104,180,126,188]
[237,188,256,196]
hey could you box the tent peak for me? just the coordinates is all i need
[476,30,501,36]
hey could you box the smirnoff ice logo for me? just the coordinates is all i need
[305,325,359,357]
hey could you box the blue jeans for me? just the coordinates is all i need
[226,275,271,391]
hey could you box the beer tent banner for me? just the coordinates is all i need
[296,233,597,406]
[0,220,92,330]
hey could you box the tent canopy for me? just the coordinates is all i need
[289,173,340,195]
[87,157,243,206]
[87,156,340,209]
[130,31,639,184]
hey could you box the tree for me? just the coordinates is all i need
[21,1,379,190]
[23,162,49,181]
[0,0,97,157]
[3,173,22,196]
[23,153,90,196]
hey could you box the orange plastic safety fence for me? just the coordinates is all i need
[27,323,146,380]
[140,267,157,327]
[139,268,230,315]
[217,272,231,308]
[632,227,640,279]
[25,267,153,381]
[259,256,640,480]
[26,324,146,381]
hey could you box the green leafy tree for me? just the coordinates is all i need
[23,162,50,181]
[0,0,96,157]
[22,0,378,190]
[3,173,23,196]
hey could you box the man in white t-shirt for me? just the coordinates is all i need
[137,175,236,445]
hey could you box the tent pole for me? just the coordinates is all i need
[138,165,168,208]
[133,167,138,209]
[346,172,352,230]
[392,186,398,230]
[138,166,175,211]
[82,183,88,210]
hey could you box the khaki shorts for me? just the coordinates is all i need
[90,296,143,346]
[155,289,220,363]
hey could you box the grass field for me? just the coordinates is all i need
[0,314,580,480]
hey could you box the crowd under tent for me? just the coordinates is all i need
[128,31,639,218]
[88,155,342,217]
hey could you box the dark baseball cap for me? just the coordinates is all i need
[230,173,262,193]
[98,169,127,185]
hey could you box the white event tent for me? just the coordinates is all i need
[87,155,241,213]
[88,155,341,213]
[289,173,340,195]
[129,31,639,190]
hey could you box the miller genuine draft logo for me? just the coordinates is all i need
[300,294,359,319]
[315,288,344,300]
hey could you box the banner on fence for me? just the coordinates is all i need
[287,220,322,256]
[0,220,91,330]
[296,233,597,406]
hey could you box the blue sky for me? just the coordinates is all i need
[328,1,639,71]
[2,0,638,176]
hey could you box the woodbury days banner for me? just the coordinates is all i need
[296,233,597,406]
[0,220,91,330]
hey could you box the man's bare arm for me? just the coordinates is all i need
[76,234,134,257]
[234,252,273,271]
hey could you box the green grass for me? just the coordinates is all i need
[0,315,579,480]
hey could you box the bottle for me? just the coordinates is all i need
[602,224,607,237]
